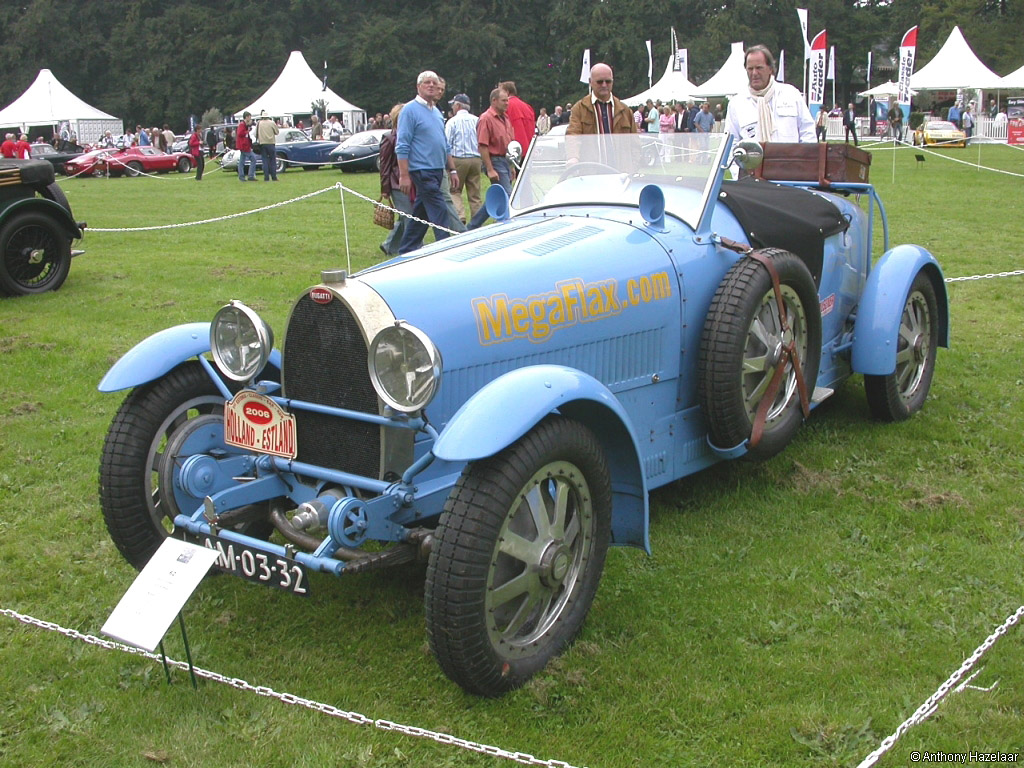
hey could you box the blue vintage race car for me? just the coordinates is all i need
[98,132,948,696]
[219,128,339,173]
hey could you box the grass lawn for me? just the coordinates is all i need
[2,145,1023,767]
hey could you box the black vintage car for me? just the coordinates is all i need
[0,159,85,295]
[28,142,85,174]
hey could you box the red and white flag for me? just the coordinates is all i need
[808,30,828,108]
[898,26,918,106]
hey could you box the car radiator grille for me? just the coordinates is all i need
[282,294,381,478]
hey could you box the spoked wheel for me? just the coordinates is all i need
[425,417,611,697]
[864,272,939,421]
[275,155,287,173]
[0,212,71,296]
[699,248,821,460]
[177,157,191,173]
[99,362,266,569]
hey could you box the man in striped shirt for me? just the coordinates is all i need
[445,93,482,224]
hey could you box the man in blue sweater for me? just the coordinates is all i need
[396,70,462,254]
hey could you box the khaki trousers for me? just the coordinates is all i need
[451,156,482,222]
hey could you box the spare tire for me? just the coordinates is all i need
[698,248,821,461]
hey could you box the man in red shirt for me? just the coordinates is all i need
[468,87,515,230]
[235,111,256,181]
[500,81,535,154]
[0,133,17,158]
[16,134,33,159]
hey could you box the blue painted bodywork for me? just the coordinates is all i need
[852,245,950,374]
[101,135,948,578]
[98,322,281,392]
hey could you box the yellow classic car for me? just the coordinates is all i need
[913,119,967,148]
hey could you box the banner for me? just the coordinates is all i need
[646,39,653,87]
[797,8,810,60]
[579,48,591,84]
[778,49,785,83]
[322,61,328,92]
[867,51,872,85]
[827,45,835,80]
[1007,97,1024,146]
[898,26,917,106]
[809,30,827,108]
[676,48,688,82]
[671,27,679,71]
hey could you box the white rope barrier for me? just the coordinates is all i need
[861,138,1024,178]
[0,607,586,768]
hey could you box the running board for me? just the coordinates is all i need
[811,386,834,404]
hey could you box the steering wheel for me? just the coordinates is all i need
[557,161,621,182]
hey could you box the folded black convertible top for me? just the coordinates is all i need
[717,177,849,286]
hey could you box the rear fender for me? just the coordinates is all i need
[852,245,949,375]
[98,322,281,392]
[433,365,650,552]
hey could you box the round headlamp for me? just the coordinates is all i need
[210,300,274,382]
[368,322,441,413]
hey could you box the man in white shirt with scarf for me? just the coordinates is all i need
[725,45,815,144]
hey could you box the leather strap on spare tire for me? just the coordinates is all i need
[746,249,811,449]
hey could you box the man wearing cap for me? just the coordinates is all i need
[567,63,637,135]
[396,70,461,254]
[445,93,482,224]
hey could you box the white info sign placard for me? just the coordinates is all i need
[101,536,221,652]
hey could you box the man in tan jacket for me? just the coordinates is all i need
[567,63,638,135]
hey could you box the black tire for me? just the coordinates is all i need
[42,182,72,215]
[864,272,939,421]
[0,211,72,296]
[99,362,268,569]
[126,161,144,177]
[276,154,287,173]
[698,248,821,461]
[425,416,611,697]
[374,155,381,172]
[177,157,191,173]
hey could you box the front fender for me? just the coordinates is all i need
[4,197,82,240]
[98,322,281,392]
[433,365,650,552]
[852,245,949,375]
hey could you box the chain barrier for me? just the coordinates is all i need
[856,604,1024,768]
[945,269,1024,283]
[0,606,587,768]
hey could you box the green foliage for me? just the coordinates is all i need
[201,108,224,127]
[1,146,1024,767]
[1,1,1022,131]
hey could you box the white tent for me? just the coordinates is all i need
[691,42,748,99]
[623,55,698,106]
[998,63,1024,89]
[858,80,917,98]
[0,68,122,144]
[235,51,366,132]
[909,26,1004,90]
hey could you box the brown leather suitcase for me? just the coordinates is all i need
[753,143,871,186]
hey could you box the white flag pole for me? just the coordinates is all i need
[646,40,653,88]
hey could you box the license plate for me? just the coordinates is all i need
[176,530,310,596]
[224,391,297,459]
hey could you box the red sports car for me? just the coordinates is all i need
[104,146,194,177]
[63,148,117,177]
